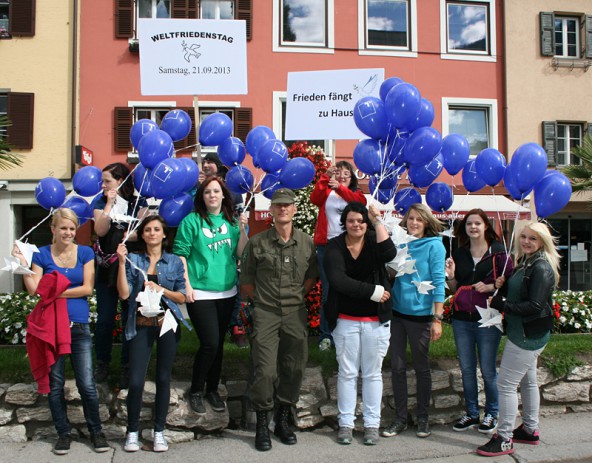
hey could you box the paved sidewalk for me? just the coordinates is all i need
[4,412,592,463]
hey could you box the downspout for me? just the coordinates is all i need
[70,0,78,179]
[500,0,508,158]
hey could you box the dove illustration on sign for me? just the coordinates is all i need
[412,280,435,294]
[182,41,201,63]
[136,286,164,317]
[15,240,39,267]
[1,256,36,275]
[395,259,417,276]
[353,74,378,96]
[160,309,179,337]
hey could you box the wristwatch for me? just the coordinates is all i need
[433,313,444,321]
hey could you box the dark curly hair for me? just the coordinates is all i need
[339,201,373,231]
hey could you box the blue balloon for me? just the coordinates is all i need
[246,126,276,157]
[403,127,442,166]
[510,143,548,194]
[133,164,155,197]
[462,159,486,192]
[138,129,174,169]
[72,166,103,197]
[376,188,395,205]
[441,133,470,176]
[503,164,524,200]
[217,137,246,167]
[408,154,444,188]
[226,165,254,194]
[406,98,435,133]
[261,173,281,200]
[475,148,506,187]
[394,187,422,215]
[534,171,572,218]
[151,158,187,199]
[353,139,383,175]
[257,139,289,173]
[379,77,404,102]
[161,109,192,142]
[159,193,194,227]
[177,157,199,192]
[279,157,315,189]
[62,196,93,226]
[199,112,233,147]
[35,177,66,210]
[384,83,421,129]
[130,119,158,150]
[353,97,388,140]
[426,182,453,212]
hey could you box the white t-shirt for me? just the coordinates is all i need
[325,191,349,240]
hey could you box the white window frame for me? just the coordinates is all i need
[554,16,580,58]
[441,97,498,152]
[132,0,171,39]
[0,92,7,138]
[556,122,583,166]
[196,100,241,155]
[127,100,177,160]
[272,0,335,54]
[0,0,9,33]
[273,91,334,160]
[358,0,417,58]
[440,0,496,62]
[200,0,234,20]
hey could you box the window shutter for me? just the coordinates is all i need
[236,0,252,40]
[234,107,252,144]
[586,16,592,59]
[114,0,133,38]
[114,107,133,152]
[542,121,557,166]
[171,0,198,19]
[7,93,34,149]
[174,107,197,153]
[587,122,592,138]
[10,0,35,36]
[540,12,555,56]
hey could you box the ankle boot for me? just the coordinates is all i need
[255,411,272,451]
[274,405,297,445]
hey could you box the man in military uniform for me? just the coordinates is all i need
[240,188,318,452]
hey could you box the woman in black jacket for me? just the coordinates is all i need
[477,222,560,457]
[324,202,396,446]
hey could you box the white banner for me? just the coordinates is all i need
[138,19,247,96]
[285,68,384,140]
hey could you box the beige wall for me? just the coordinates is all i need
[1,1,75,181]
[505,0,592,156]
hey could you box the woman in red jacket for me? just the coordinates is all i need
[310,161,366,351]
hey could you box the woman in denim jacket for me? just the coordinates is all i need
[117,215,190,453]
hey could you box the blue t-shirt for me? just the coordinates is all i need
[32,245,95,323]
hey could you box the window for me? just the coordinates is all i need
[201,0,234,20]
[542,121,590,167]
[440,0,496,62]
[0,94,7,138]
[138,0,171,19]
[0,0,35,37]
[442,98,498,156]
[2,92,35,149]
[541,12,592,59]
[273,0,334,53]
[0,1,8,34]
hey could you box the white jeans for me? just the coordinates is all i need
[333,318,391,428]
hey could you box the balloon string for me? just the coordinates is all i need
[493,199,522,297]
[243,174,266,212]
[19,208,55,242]
[125,255,148,282]
[174,143,200,154]
[490,186,509,255]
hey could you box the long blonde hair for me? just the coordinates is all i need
[400,203,444,237]
[514,221,561,287]
[51,208,79,243]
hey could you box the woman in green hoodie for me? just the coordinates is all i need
[382,203,446,440]
[174,176,248,415]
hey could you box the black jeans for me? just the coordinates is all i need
[187,296,235,394]
[94,274,129,365]
[126,325,180,433]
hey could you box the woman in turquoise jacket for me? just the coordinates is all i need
[382,203,446,440]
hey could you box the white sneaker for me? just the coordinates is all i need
[153,431,168,452]
[124,431,140,452]
[319,338,332,351]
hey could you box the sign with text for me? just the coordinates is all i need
[285,68,384,140]
[138,19,247,95]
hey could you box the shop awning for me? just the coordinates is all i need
[253,194,531,221]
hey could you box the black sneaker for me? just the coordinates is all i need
[477,434,514,457]
[416,419,431,438]
[478,413,498,433]
[453,414,480,432]
[205,391,226,412]
[91,431,110,453]
[189,392,206,414]
[53,434,71,455]
[512,424,540,445]
[381,420,407,437]
[94,361,109,383]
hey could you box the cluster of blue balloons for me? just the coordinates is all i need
[198,114,316,199]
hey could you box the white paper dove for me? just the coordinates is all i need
[476,304,504,332]
[412,280,435,294]
[136,286,164,317]
[387,247,408,271]
[390,224,417,247]
[109,195,136,223]
[439,228,455,239]
[1,256,35,275]
[160,309,179,337]
[15,240,39,267]
[394,259,417,276]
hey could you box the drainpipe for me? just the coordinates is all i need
[70,0,79,179]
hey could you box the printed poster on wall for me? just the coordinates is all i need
[138,19,247,96]
[285,68,384,140]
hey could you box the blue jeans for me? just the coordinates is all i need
[94,274,128,365]
[316,246,332,343]
[452,318,502,418]
[48,323,102,436]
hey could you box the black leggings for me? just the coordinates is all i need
[187,296,235,394]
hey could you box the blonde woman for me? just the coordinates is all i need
[477,222,560,457]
